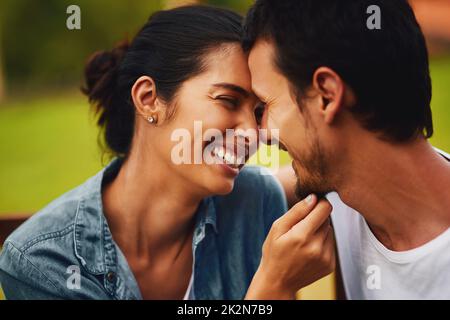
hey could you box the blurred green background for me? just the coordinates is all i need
[1,0,448,214]
[0,0,449,300]
[0,0,253,214]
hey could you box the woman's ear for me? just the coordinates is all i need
[312,67,346,125]
[131,76,164,124]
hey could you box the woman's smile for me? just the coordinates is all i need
[204,137,251,177]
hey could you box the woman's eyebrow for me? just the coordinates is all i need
[212,83,251,98]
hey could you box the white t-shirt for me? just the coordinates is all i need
[330,149,450,300]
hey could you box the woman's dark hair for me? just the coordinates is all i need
[82,5,243,156]
[243,0,433,142]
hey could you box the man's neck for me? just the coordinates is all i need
[337,138,450,251]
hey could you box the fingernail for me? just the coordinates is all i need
[306,194,314,204]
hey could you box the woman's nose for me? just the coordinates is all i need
[259,105,269,130]
[232,108,259,154]
[258,107,278,145]
[235,107,258,132]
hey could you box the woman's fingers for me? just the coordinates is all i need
[298,199,333,236]
[314,217,332,243]
[270,194,318,237]
[322,225,337,272]
[288,199,333,238]
[255,196,336,298]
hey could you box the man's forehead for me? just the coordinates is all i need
[248,39,281,99]
[249,39,276,66]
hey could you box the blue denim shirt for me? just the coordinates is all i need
[0,159,287,300]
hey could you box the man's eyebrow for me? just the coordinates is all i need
[212,83,251,98]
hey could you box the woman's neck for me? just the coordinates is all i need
[102,148,204,261]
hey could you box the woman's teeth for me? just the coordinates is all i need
[212,147,244,169]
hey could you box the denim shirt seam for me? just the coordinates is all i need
[73,198,106,274]
[99,206,141,300]
[19,224,75,254]
[102,214,120,297]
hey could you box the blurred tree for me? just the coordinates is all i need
[2,0,163,93]
[0,1,7,102]
[0,0,253,96]
[0,34,4,103]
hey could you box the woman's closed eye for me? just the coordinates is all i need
[254,102,266,125]
[216,95,240,109]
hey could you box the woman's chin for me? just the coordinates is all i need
[199,163,240,195]
[205,175,236,195]
[211,180,235,195]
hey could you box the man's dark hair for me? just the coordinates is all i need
[243,0,433,142]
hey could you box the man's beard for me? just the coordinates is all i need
[293,138,332,201]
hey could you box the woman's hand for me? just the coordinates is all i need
[246,194,336,300]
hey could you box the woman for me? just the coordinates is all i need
[0,5,332,300]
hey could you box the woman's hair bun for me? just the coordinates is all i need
[82,40,129,107]
[82,40,131,155]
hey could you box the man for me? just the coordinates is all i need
[244,0,450,299]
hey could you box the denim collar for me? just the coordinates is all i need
[196,196,218,234]
[73,159,117,275]
[73,158,218,277]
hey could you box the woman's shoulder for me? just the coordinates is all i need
[3,170,103,251]
[233,165,287,205]
[222,165,280,195]
[0,170,109,299]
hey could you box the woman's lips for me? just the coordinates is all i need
[212,145,246,171]
[217,162,240,177]
[203,135,251,171]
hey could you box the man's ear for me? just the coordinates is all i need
[131,76,164,123]
[312,67,347,125]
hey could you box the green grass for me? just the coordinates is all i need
[0,57,449,214]
[0,92,103,214]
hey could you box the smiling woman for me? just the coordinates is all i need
[0,5,292,300]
